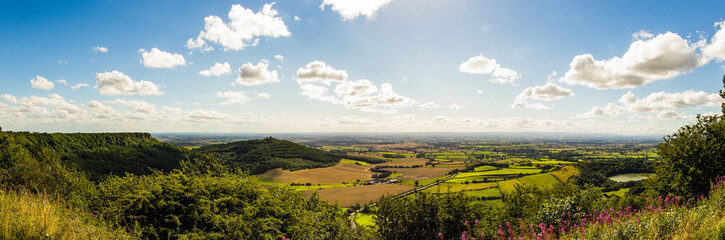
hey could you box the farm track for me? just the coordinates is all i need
[349,172,459,229]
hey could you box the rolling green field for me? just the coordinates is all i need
[462,187,501,198]
[341,159,370,165]
[473,165,497,171]
[423,182,497,193]
[497,173,560,193]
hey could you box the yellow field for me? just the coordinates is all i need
[301,184,415,207]
[423,182,497,193]
[549,165,578,182]
[258,162,371,185]
[497,173,560,193]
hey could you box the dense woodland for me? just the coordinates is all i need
[194,137,341,174]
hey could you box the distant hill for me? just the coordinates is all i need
[194,137,341,174]
[1,131,188,180]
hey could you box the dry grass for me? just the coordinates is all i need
[258,162,372,185]
[0,189,131,240]
[301,184,415,207]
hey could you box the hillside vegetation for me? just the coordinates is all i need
[1,132,187,181]
[194,137,341,174]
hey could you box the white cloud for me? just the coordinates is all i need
[106,99,156,113]
[56,79,68,85]
[632,30,654,40]
[515,83,574,101]
[618,90,724,112]
[184,109,232,121]
[294,16,301,21]
[511,100,551,110]
[459,53,521,84]
[657,110,693,120]
[217,91,251,105]
[320,0,392,21]
[199,62,231,76]
[296,61,348,85]
[139,48,186,69]
[402,76,408,82]
[577,103,624,118]
[0,94,86,121]
[234,60,280,86]
[418,102,439,109]
[578,90,723,118]
[449,104,466,110]
[256,92,271,99]
[476,90,483,94]
[300,84,334,102]
[30,76,54,90]
[561,32,703,89]
[702,20,725,61]
[95,71,163,96]
[87,101,120,118]
[187,3,290,51]
[93,46,109,53]
[71,83,89,90]
[274,54,285,62]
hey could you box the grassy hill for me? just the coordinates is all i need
[194,137,341,174]
[2,131,189,181]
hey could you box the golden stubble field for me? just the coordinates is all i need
[300,184,416,207]
[258,162,372,185]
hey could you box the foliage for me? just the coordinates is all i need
[92,168,356,240]
[374,191,479,240]
[1,131,188,181]
[194,137,341,174]
[0,188,132,240]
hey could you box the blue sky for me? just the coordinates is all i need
[1,0,725,134]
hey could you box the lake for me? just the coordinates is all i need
[608,173,652,182]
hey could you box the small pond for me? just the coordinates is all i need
[608,173,652,182]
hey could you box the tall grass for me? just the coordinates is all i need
[0,188,132,240]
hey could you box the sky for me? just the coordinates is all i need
[1,0,725,134]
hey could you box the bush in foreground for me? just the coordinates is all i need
[0,188,131,240]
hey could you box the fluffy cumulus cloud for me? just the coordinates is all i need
[199,62,231,76]
[56,79,68,85]
[93,46,108,53]
[184,109,232,121]
[87,101,119,118]
[578,90,724,118]
[256,93,271,99]
[561,32,703,89]
[95,71,163,96]
[234,60,280,86]
[449,104,465,110]
[418,102,439,109]
[459,54,521,84]
[511,101,551,110]
[139,48,186,69]
[515,83,574,101]
[30,76,54,90]
[71,83,89,90]
[187,3,290,51]
[0,93,86,121]
[702,20,725,61]
[217,91,251,105]
[320,0,393,21]
[106,99,156,113]
[296,61,348,85]
[274,54,285,62]
[295,61,416,112]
